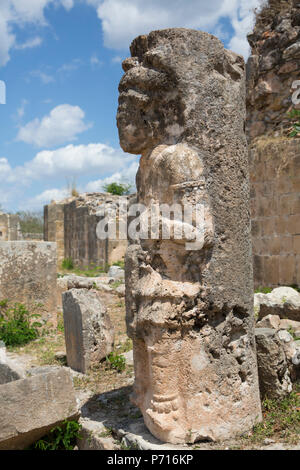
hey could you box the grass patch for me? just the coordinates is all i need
[61,257,74,270]
[111,280,123,289]
[112,260,125,269]
[248,385,300,445]
[60,261,107,278]
[255,287,273,294]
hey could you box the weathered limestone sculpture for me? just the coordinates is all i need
[117,28,262,444]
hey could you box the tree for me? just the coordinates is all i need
[103,182,132,196]
[16,211,44,234]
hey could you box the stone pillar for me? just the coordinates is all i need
[117,28,262,444]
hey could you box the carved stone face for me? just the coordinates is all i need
[117,37,184,155]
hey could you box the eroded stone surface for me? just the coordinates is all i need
[255,328,292,399]
[63,288,114,373]
[246,0,300,139]
[0,368,79,450]
[256,287,300,322]
[0,242,57,322]
[117,28,262,444]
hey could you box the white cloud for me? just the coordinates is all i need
[15,36,43,50]
[2,142,137,183]
[30,69,55,84]
[111,55,122,64]
[24,159,138,209]
[57,58,83,74]
[86,160,138,192]
[86,0,261,58]
[1,142,138,210]
[25,188,69,209]
[90,54,103,68]
[16,99,29,120]
[228,0,261,57]
[0,0,74,66]
[17,104,92,148]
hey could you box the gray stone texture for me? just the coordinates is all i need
[0,368,79,450]
[44,192,132,269]
[63,288,114,373]
[256,287,300,322]
[255,328,292,399]
[0,241,57,321]
[0,212,22,241]
[117,28,261,443]
[247,0,300,139]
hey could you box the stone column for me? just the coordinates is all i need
[117,28,262,444]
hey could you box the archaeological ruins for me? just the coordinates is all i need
[117,28,262,444]
[0,0,300,452]
[44,192,132,269]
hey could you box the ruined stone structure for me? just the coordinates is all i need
[247,0,300,287]
[118,29,262,444]
[0,242,57,321]
[44,193,131,269]
[0,212,22,241]
[247,0,300,139]
[63,288,114,374]
[250,138,300,287]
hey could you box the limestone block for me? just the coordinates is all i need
[0,344,25,385]
[0,242,57,321]
[0,368,79,450]
[108,266,125,280]
[256,314,281,330]
[256,287,300,322]
[255,328,292,399]
[63,289,114,373]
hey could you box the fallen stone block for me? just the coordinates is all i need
[279,318,300,332]
[0,241,57,322]
[255,287,300,322]
[0,368,79,450]
[115,285,125,297]
[0,345,25,385]
[277,329,300,381]
[256,314,281,330]
[63,289,114,373]
[108,266,125,280]
[255,328,292,399]
[121,350,133,366]
[77,418,117,450]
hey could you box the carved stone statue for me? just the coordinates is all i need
[117,28,262,444]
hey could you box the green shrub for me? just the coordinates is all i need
[0,301,41,347]
[32,420,82,450]
[106,352,126,373]
[16,210,43,234]
[62,257,74,270]
[103,182,132,196]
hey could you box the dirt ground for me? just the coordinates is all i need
[6,280,300,451]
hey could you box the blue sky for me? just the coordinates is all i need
[0,0,261,212]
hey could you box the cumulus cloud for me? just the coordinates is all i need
[86,0,261,58]
[17,104,92,148]
[86,160,139,192]
[1,142,138,210]
[0,0,74,66]
[2,142,137,183]
[24,188,70,209]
